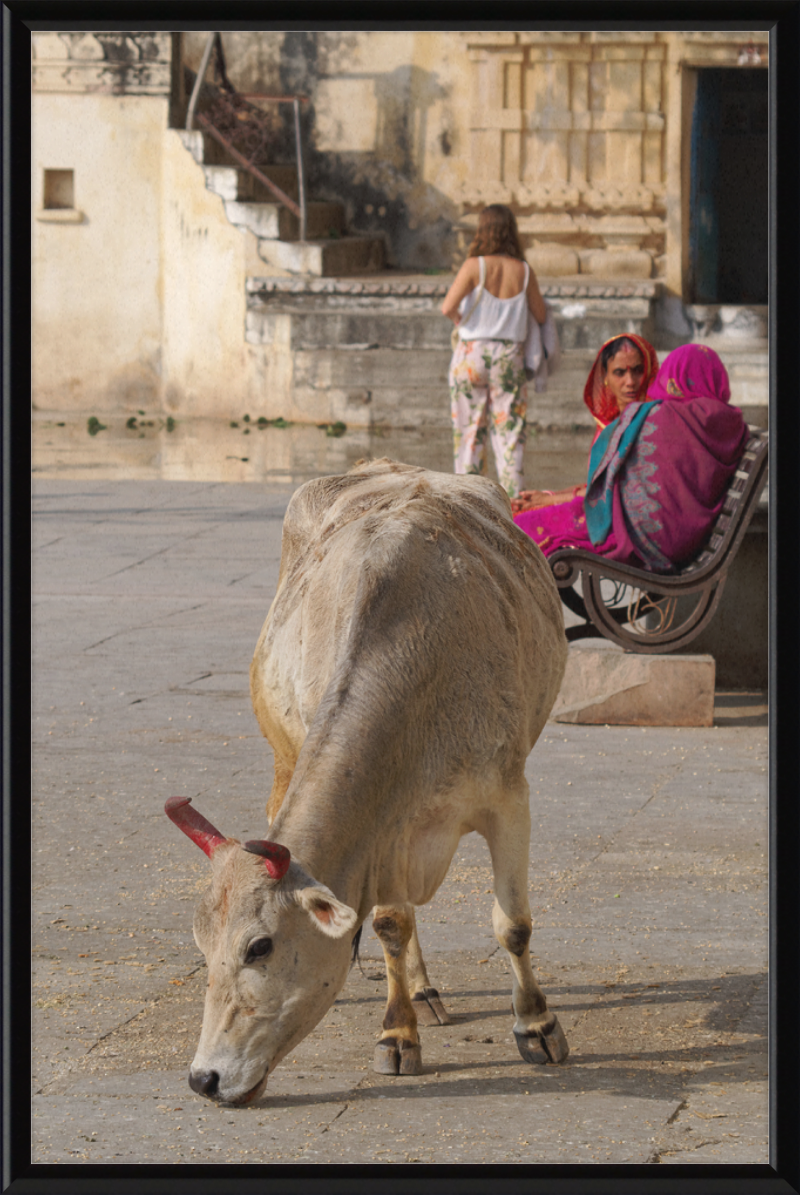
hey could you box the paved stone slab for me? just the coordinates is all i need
[30,479,768,1166]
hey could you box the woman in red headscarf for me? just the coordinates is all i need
[511,340,748,573]
[511,333,659,515]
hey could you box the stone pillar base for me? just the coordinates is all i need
[551,640,716,727]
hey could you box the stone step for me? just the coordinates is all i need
[255,236,385,277]
[245,301,643,356]
[547,295,655,351]
[246,291,658,349]
[203,163,300,204]
[178,130,301,203]
[245,293,765,425]
[178,129,382,275]
[224,200,345,242]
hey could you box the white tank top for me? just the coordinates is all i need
[457,257,530,342]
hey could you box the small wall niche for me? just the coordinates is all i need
[43,169,74,209]
[38,169,83,222]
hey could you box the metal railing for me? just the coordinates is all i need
[185,33,308,241]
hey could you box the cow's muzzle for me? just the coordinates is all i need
[188,1068,219,1097]
[188,1067,269,1105]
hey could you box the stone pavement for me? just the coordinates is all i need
[31,478,768,1166]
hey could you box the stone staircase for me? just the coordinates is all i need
[177,129,384,276]
[173,130,767,433]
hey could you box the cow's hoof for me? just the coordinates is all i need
[413,986,452,1026]
[514,1014,569,1065]
[373,1037,423,1076]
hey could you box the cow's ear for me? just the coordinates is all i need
[295,885,359,939]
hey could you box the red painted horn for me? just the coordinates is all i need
[165,796,228,858]
[243,840,291,879]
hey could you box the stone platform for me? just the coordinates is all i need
[552,640,716,727]
[244,274,768,433]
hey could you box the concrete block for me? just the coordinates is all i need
[293,348,450,390]
[526,243,581,276]
[288,312,450,351]
[551,640,715,726]
[580,248,654,279]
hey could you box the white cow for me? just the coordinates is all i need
[166,459,569,1105]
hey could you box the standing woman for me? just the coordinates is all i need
[441,204,547,498]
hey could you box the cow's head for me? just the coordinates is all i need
[165,797,359,1105]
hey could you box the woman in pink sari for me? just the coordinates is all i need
[512,342,749,574]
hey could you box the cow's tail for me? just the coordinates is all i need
[350,925,363,968]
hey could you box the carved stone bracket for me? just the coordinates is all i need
[32,32,173,94]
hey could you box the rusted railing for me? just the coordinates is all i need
[186,33,309,241]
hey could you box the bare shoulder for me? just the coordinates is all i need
[457,256,481,285]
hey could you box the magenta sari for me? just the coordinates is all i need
[514,344,749,573]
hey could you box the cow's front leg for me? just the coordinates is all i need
[406,906,452,1026]
[371,904,423,1075]
[485,799,569,1066]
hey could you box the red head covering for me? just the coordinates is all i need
[583,333,660,432]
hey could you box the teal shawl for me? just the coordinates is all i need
[584,401,661,546]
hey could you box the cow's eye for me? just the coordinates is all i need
[246,937,273,963]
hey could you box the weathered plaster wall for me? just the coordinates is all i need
[160,129,275,418]
[32,93,168,412]
[182,31,473,271]
[32,30,769,420]
[181,30,768,281]
[31,32,176,412]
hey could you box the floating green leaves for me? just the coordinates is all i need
[318,421,347,438]
[258,416,291,429]
[125,415,161,431]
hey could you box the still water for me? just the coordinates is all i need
[31,412,593,492]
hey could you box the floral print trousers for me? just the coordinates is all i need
[449,338,528,498]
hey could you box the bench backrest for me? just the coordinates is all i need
[679,427,769,580]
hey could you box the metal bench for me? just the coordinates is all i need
[547,427,769,653]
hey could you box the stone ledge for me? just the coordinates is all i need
[246,274,663,301]
[551,640,715,727]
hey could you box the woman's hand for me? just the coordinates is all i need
[511,485,585,514]
[511,490,553,513]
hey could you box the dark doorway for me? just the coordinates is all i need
[689,68,768,304]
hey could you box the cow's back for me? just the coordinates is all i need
[251,460,566,780]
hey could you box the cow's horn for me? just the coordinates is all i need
[243,840,291,879]
[165,796,228,858]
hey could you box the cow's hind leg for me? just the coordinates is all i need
[484,800,569,1065]
[371,904,423,1075]
[406,906,452,1026]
